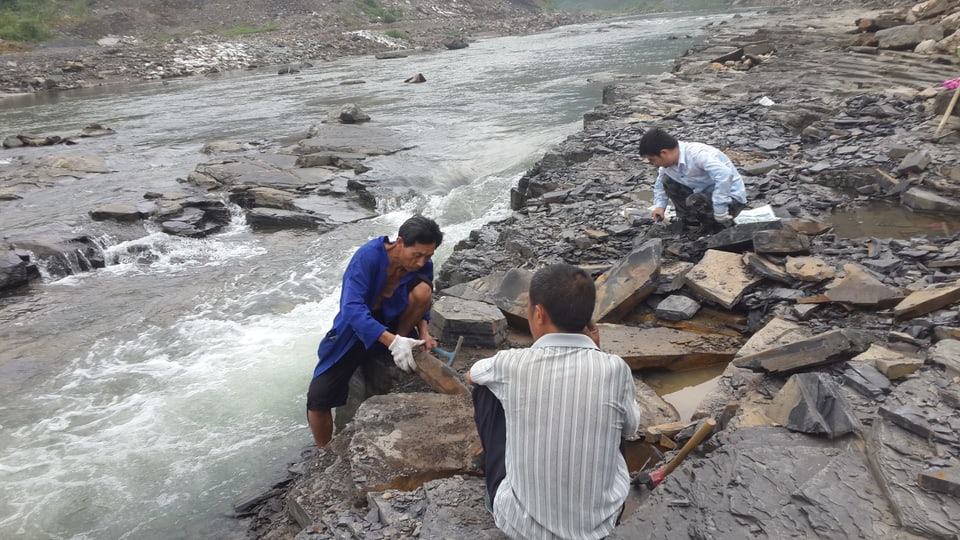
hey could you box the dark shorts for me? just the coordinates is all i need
[306,338,371,410]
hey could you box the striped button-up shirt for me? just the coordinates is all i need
[470,333,641,540]
[652,141,747,215]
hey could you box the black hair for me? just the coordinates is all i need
[637,127,679,157]
[398,215,443,247]
[529,264,595,333]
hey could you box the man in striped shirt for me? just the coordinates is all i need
[467,264,641,539]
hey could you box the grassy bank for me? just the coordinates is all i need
[0,0,87,42]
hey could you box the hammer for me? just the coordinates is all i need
[432,336,464,367]
[633,418,716,492]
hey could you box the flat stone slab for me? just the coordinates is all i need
[298,123,416,156]
[685,249,761,309]
[853,343,924,380]
[918,467,960,497]
[823,263,905,307]
[194,158,314,191]
[901,187,960,215]
[743,252,794,285]
[349,393,478,492]
[733,329,873,373]
[593,238,661,323]
[429,296,507,348]
[439,268,533,330]
[291,195,377,224]
[599,324,740,371]
[894,284,960,320]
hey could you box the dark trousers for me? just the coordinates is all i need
[473,385,507,502]
[662,176,745,229]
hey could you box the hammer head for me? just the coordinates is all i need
[632,468,665,491]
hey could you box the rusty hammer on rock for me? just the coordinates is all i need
[633,418,716,492]
[433,336,464,367]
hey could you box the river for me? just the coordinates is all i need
[0,11,740,539]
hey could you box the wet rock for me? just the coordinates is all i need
[41,153,110,173]
[0,247,32,290]
[298,124,416,156]
[768,372,863,438]
[599,323,740,371]
[89,203,146,222]
[704,220,782,252]
[928,339,960,375]
[853,343,924,380]
[442,37,469,50]
[5,227,109,279]
[328,103,370,124]
[733,328,872,373]
[439,268,533,331]
[893,283,960,320]
[593,238,660,323]
[429,296,507,348]
[901,187,960,215]
[877,405,957,445]
[784,255,835,282]
[655,294,700,321]
[79,123,115,137]
[403,73,426,83]
[685,249,761,309]
[245,208,331,231]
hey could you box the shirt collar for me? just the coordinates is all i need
[676,141,688,169]
[531,332,599,350]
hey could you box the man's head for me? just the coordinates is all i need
[395,215,443,272]
[528,264,595,338]
[638,127,680,168]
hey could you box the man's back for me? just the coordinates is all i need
[471,333,641,539]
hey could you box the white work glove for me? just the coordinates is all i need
[388,335,424,373]
[713,212,734,228]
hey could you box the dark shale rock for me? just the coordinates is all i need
[429,296,507,348]
[733,329,873,373]
[768,372,863,438]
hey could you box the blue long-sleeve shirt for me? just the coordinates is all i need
[313,236,433,378]
[652,141,747,215]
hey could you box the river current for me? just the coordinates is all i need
[0,11,738,539]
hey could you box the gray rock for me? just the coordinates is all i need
[768,372,863,438]
[655,294,700,321]
[429,296,507,348]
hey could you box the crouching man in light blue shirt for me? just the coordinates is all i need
[639,127,747,233]
[467,263,641,540]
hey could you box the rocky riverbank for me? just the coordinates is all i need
[0,0,593,97]
[248,1,960,539]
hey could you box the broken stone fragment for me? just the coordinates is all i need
[893,284,960,320]
[655,294,701,321]
[901,187,960,215]
[878,405,957,444]
[853,343,923,380]
[842,362,892,398]
[767,372,863,438]
[823,263,905,307]
[743,253,794,285]
[685,249,761,309]
[784,256,835,282]
[593,238,661,323]
[733,329,872,373]
[440,268,533,331]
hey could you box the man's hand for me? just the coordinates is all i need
[651,207,666,223]
[389,336,424,373]
[713,212,734,228]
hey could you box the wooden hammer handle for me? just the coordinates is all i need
[662,418,716,477]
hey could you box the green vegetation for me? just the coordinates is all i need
[384,29,409,40]
[0,0,60,42]
[220,22,278,37]
[357,0,402,24]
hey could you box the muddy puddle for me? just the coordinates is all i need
[828,200,960,239]
[642,364,728,421]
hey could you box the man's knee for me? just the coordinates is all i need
[408,281,432,311]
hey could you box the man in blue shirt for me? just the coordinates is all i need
[638,128,747,233]
[307,215,443,447]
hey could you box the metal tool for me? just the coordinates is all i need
[633,418,716,492]
[433,336,464,367]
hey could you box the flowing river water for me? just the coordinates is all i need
[0,11,745,539]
